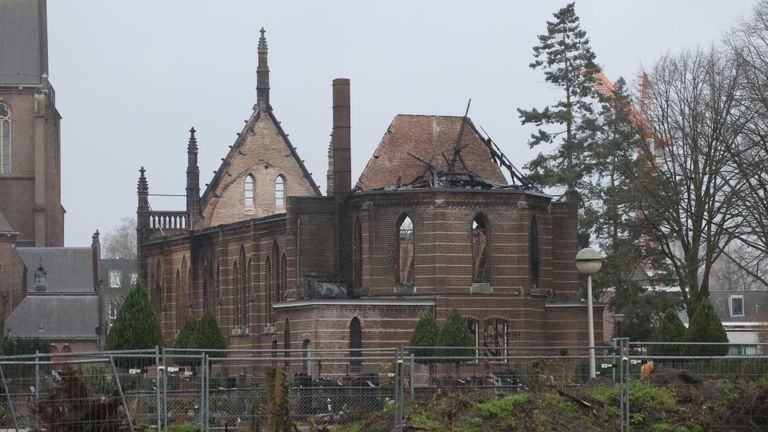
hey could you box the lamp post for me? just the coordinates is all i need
[576,247,603,379]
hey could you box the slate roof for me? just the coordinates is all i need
[16,247,94,293]
[0,0,45,85]
[356,115,508,191]
[5,294,99,339]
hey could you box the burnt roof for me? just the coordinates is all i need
[356,115,508,191]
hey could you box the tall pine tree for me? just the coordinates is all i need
[519,2,601,245]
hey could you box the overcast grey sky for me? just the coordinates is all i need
[47,0,757,247]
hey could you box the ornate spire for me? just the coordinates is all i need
[186,127,201,222]
[256,27,270,110]
[187,127,198,153]
[137,166,149,211]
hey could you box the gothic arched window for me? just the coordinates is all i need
[174,270,182,330]
[232,261,239,329]
[396,215,414,288]
[350,317,362,372]
[245,258,252,327]
[0,103,10,176]
[275,175,285,209]
[472,215,489,283]
[353,217,362,293]
[265,257,272,324]
[272,241,281,302]
[530,216,540,289]
[244,175,255,208]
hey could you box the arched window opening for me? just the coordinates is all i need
[174,270,182,330]
[396,216,414,288]
[530,216,540,289]
[265,257,272,325]
[472,216,489,283]
[353,217,362,293]
[245,258,252,327]
[0,103,11,176]
[215,264,221,310]
[350,317,362,372]
[284,319,291,366]
[244,175,255,207]
[483,318,509,360]
[180,257,188,325]
[153,261,163,316]
[275,175,285,209]
[232,261,239,330]
[237,247,246,328]
[280,253,287,301]
[272,242,281,303]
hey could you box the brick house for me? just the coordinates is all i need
[137,30,601,373]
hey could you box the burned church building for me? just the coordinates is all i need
[136,30,600,365]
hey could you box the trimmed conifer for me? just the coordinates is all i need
[682,299,729,357]
[410,310,439,364]
[649,310,686,357]
[190,310,227,358]
[173,317,199,367]
[105,280,164,368]
[437,308,474,366]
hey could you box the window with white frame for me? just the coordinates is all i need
[730,295,745,317]
[109,270,121,288]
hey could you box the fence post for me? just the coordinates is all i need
[162,347,168,432]
[409,353,415,401]
[110,355,134,432]
[0,364,19,431]
[199,353,205,432]
[35,350,40,429]
[203,353,210,431]
[155,345,161,432]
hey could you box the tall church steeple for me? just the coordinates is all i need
[256,28,271,110]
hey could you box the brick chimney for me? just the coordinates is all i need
[332,78,352,288]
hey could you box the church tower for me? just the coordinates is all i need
[0,0,65,246]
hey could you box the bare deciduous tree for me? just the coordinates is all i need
[102,217,137,260]
[724,1,768,286]
[629,48,744,318]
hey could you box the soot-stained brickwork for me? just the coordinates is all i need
[137,30,602,376]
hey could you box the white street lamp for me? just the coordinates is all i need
[576,247,603,379]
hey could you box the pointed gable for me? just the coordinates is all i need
[356,115,507,191]
[198,30,320,228]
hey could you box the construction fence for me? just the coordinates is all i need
[0,342,765,431]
